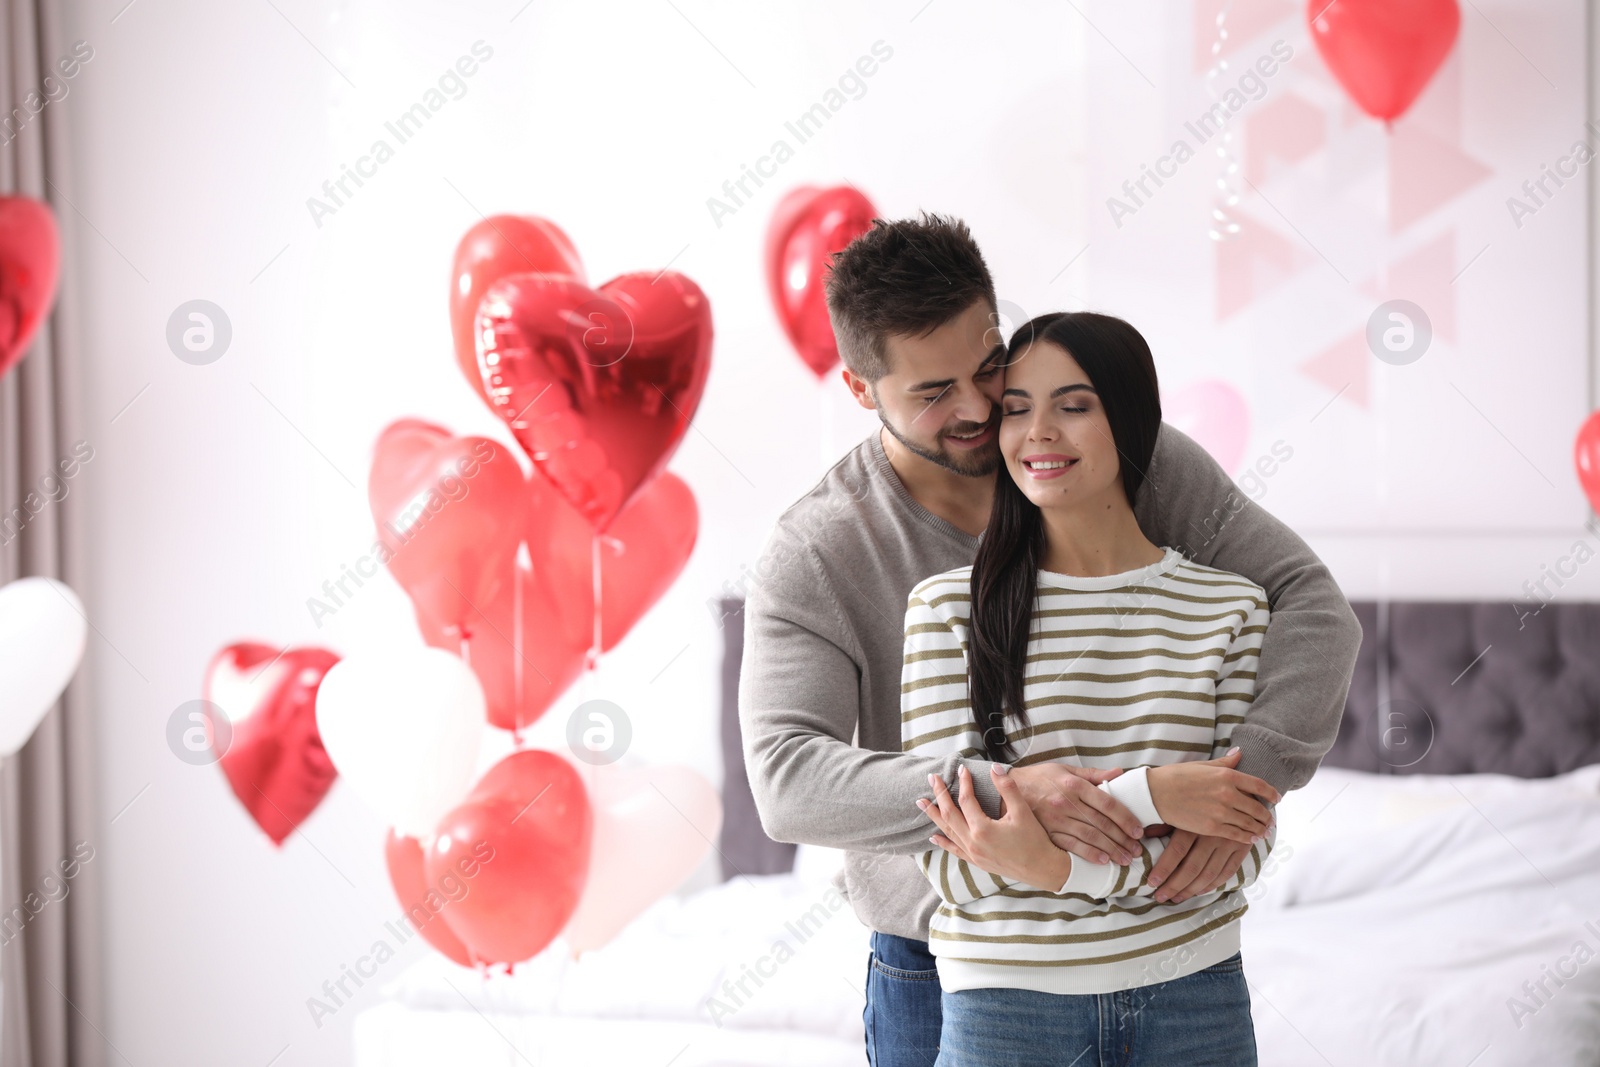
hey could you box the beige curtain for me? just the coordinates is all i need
[0,0,104,1062]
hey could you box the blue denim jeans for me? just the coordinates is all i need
[864,932,943,1067]
[933,951,1258,1066]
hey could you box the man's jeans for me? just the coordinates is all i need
[864,934,1257,1067]
[935,950,1257,1066]
[863,932,942,1067]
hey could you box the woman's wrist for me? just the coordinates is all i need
[1032,845,1075,892]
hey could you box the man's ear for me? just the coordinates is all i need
[840,367,877,411]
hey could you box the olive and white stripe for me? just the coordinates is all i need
[901,547,1277,995]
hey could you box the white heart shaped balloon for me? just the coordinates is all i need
[562,763,722,955]
[314,646,485,838]
[0,577,87,755]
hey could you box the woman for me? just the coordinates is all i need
[899,311,1280,1065]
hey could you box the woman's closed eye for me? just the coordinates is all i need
[1002,404,1090,417]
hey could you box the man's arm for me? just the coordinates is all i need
[1135,424,1363,795]
[738,540,1005,855]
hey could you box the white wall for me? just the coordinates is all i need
[61,2,1094,1064]
[49,0,1594,1064]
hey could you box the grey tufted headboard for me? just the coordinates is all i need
[1322,601,1600,777]
[715,597,1600,880]
[716,598,798,880]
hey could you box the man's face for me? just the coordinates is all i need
[868,299,1006,478]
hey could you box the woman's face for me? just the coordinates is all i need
[998,340,1124,512]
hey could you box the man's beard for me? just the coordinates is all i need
[875,392,1001,478]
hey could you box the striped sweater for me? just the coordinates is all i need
[900,546,1278,995]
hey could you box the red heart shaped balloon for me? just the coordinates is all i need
[415,548,589,735]
[428,749,592,966]
[450,215,585,409]
[765,185,877,377]
[414,469,697,733]
[1574,412,1600,513]
[1308,0,1459,123]
[476,271,712,530]
[368,419,529,635]
[204,643,340,845]
[0,196,60,381]
[533,470,699,655]
[384,829,475,967]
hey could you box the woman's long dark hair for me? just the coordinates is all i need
[968,312,1163,763]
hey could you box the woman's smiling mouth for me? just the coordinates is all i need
[1020,453,1078,479]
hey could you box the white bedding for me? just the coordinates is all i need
[1244,761,1600,1066]
[355,763,1600,1067]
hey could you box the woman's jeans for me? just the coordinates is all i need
[865,932,1257,1067]
[935,949,1258,1066]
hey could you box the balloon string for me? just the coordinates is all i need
[513,545,525,748]
[588,528,602,672]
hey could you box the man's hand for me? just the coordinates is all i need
[917,765,1075,891]
[1146,749,1278,846]
[1009,762,1144,865]
[1146,830,1251,902]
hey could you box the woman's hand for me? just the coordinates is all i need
[1146,749,1279,846]
[917,764,1074,891]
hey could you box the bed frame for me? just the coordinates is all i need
[715,597,1600,879]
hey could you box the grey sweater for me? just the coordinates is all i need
[738,425,1362,942]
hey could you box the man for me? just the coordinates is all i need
[738,213,1362,1066]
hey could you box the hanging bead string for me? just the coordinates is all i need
[1206,2,1242,243]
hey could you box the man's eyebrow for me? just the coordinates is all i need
[906,345,1008,393]
[1002,383,1098,399]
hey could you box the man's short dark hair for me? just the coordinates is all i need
[823,212,996,383]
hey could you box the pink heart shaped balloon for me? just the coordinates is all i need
[1163,380,1250,475]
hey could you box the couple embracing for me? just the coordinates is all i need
[739,213,1362,1065]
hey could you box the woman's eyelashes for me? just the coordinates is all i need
[1001,404,1091,417]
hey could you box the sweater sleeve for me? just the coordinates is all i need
[1133,423,1362,795]
[901,583,1018,906]
[739,538,1004,857]
[1057,827,1278,900]
[1060,598,1278,900]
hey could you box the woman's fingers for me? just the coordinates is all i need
[930,833,970,862]
[928,772,959,821]
[1150,833,1197,900]
[1211,822,1258,847]
[1224,792,1274,837]
[924,773,972,842]
[916,797,950,836]
[1045,828,1118,866]
[957,765,993,823]
[1230,771,1282,805]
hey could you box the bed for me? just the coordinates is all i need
[353,599,1600,1066]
